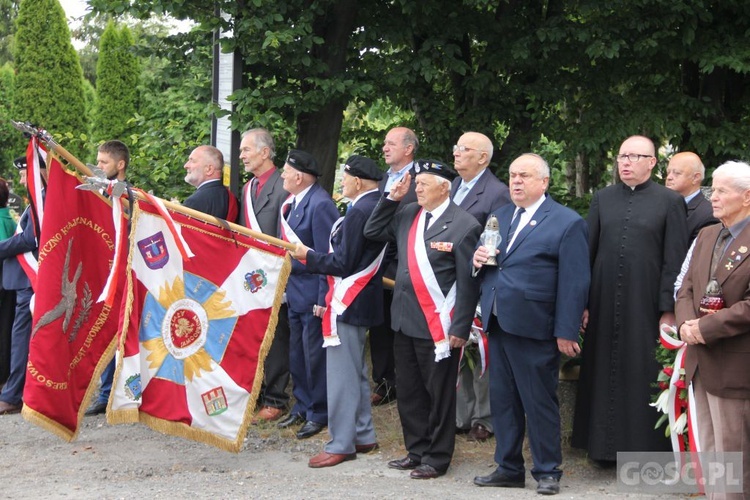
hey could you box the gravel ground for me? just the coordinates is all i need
[0,395,696,500]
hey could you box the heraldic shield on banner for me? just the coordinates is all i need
[109,199,290,452]
[21,155,127,441]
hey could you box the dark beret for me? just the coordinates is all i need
[286,149,320,177]
[13,156,27,170]
[343,155,383,181]
[414,159,456,182]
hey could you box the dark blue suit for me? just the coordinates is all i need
[285,182,339,424]
[0,207,38,405]
[450,169,511,226]
[304,190,385,453]
[477,195,589,481]
[304,191,385,327]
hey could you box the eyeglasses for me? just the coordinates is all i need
[453,144,483,154]
[616,153,654,163]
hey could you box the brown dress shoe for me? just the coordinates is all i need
[467,423,493,442]
[355,443,379,453]
[410,464,445,479]
[308,451,356,468]
[0,401,21,415]
[252,406,284,424]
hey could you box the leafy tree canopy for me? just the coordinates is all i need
[86,0,750,198]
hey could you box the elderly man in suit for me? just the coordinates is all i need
[0,155,46,415]
[275,149,339,439]
[369,126,420,406]
[364,159,482,479]
[676,160,750,500]
[666,151,718,244]
[451,131,511,442]
[238,128,292,424]
[472,153,590,495]
[291,155,386,468]
[182,145,238,221]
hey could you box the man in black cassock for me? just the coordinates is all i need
[572,135,688,463]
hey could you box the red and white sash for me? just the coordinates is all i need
[241,182,262,232]
[407,209,456,362]
[279,195,300,244]
[16,138,48,289]
[321,217,385,347]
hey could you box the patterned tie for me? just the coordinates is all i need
[710,227,732,277]
[424,211,432,234]
[507,207,525,243]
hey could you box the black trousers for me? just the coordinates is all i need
[394,331,460,472]
[368,289,396,397]
[259,303,291,409]
[0,288,15,384]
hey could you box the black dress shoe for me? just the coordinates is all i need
[536,476,560,495]
[473,469,525,488]
[410,464,445,479]
[277,413,304,429]
[84,401,107,416]
[387,456,420,470]
[296,420,326,439]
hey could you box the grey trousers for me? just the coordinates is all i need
[324,320,377,454]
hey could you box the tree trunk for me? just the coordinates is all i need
[296,0,359,194]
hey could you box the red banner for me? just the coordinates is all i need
[21,159,127,440]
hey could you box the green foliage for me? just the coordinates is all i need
[0,0,19,64]
[124,32,213,201]
[84,0,750,202]
[0,61,24,178]
[91,21,140,145]
[12,0,87,157]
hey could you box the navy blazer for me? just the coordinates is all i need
[183,180,238,221]
[450,169,511,225]
[284,182,339,313]
[304,191,385,327]
[364,198,482,341]
[478,196,590,342]
[0,207,38,290]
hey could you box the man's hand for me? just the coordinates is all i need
[312,305,326,318]
[449,335,467,349]
[558,338,581,357]
[388,173,411,201]
[290,243,310,261]
[659,311,676,330]
[679,319,706,345]
[473,246,498,269]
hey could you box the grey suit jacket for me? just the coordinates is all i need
[364,198,482,341]
[240,169,288,238]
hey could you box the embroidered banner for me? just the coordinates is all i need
[109,199,290,452]
[21,159,127,441]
